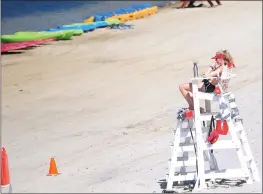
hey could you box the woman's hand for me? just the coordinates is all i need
[209,65,215,70]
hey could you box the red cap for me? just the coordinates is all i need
[211,53,226,59]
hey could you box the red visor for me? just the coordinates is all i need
[211,54,226,59]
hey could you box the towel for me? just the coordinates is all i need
[218,93,231,121]
[227,93,241,120]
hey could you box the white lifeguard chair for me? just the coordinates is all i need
[164,64,260,192]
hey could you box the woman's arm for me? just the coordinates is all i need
[205,67,213,74]
[204,66,223,77]
[201,66,214,76]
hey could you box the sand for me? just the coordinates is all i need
[1,1,262,193]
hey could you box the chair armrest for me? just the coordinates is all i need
[191,77,215,82]
[191,74,236,82]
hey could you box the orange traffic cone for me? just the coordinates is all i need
[1,147,10,187]
[47,157,59,176]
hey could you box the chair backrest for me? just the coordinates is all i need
[219,65,233,93]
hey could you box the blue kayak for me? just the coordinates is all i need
[124,7,136,13]
[94,21,109,28]
[57,25,89,33]
[59,23,96,32]
[114,8,127,15]
[94,11,114,22]
[131,3,152,11]
[44,28,84,36]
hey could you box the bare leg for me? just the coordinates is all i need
[207,0,214,7]
[181,0,190,8]
[215,0,222,5]
[179,82,205,110]
[179,83,194,110]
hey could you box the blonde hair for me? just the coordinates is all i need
[222,50,234,65]
[216,49,235,66]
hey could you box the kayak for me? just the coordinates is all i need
[1,38,55,52]
[131,4,152,11]
[14,31,74,40]
[62,23,97,31]
[55,30,74,40]
[58,25,88,33]
[83,16,94,23]
[93,12,114,22]
[94,21,109,28]
[45,28,84,36]
[70,21,108,28]
[2,32,58,43]
[1,31,73,43]
[105,18,121,26]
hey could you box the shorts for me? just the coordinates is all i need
[201,79,215,93]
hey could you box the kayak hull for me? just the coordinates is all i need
[1,38,55,52]
[45,28,84,36]
[1,31,73,43]
[60,23,97,32]
[15,31,74,40]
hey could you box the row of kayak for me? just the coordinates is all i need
[84,3,158,23]
[1,18,124,53]
[1,3,159,53]
[46,18,121,34]
[1,19,121,44]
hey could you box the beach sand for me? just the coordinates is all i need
[2,1,262,193]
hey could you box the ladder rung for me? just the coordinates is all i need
[204,140,239,150]
[200,112,220,121]
[180,128,209,138]
[175,140,239,153]
[174,159,196,167]
[205,169,249,180]
[169,157,197,168]
[171,172,197,181]
[170,169,248,182]
[176,145,196,153]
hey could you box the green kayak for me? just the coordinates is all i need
[55,30,74,40]
[105,19,121,25]
[45,29,83,36]
[69,22,96,26]
[15,31,75,40]
[70,29,83,36]
[1,31,74,43]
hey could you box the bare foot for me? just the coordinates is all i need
[209,5,219,8]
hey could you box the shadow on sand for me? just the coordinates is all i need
[158,178,246,193]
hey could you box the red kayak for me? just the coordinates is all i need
[1,38,55,53]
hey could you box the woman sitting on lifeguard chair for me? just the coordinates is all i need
[179,50,235,111]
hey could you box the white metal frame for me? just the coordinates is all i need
[166,70,260,192]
